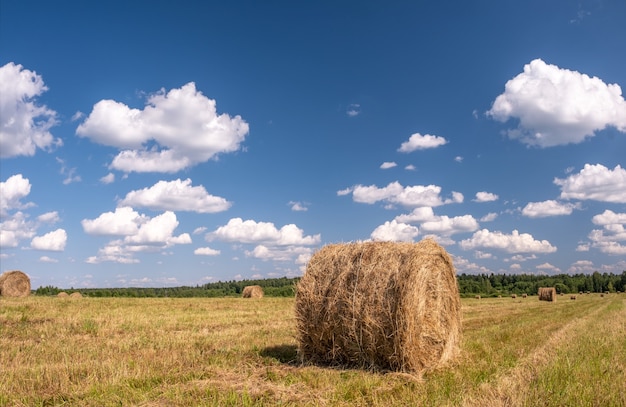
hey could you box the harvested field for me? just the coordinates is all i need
[0,294,624,406]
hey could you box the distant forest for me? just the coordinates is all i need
[33,271,626,298]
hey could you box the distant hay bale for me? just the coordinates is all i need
[242,285,264,298]
[57,292,69,298]
[511,294,517,299]
[475,295,481,300]
[295,239,461,374]
[497,295,502,298]
[538,287,556,302]
[0,270,31,297]
[570,295,577,300]
[522,293,527,298]
[69,292,82,298]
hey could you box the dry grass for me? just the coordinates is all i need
[0,270,31,297]
[295,239,461,375]
[0,293,624,406]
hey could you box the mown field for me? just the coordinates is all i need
[1,293,625,406]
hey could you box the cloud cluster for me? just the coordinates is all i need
[0,62,61,158]
[487,59,626,147]
[1,174,66,252]
[206,217,320,265]
[76,82,249,173]
[555,164,626,203]
[587,210,626,255]
[82,207,191,263]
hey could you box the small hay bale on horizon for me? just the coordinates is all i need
[295,239,461,375]
[69,292,82,298]
[242,285,264,298]
[522,293,528,298]
[475,295,481,300]
[538,287,557,302]
[57,292,69,298]
[0,270,31,297]
[570,295,577,300]
[511,294,517,299]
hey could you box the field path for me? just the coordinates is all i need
[463,298,616,407]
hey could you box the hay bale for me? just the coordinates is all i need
[475,295,481,300]
[511,294,517,299]
[295,239,461,374]
[538,287,556,302]
[242,285,264,298]
[570,295,577,300]
[69,292,82,298]
[522,293,527,298]
[0,270,31,297]
[57,292,69,298]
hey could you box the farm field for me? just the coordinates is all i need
[1,294,625,406]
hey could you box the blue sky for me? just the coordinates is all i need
[1,0,625,289]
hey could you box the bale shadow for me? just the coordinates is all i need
[260,344,298,364]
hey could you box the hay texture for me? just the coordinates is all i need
[57,292,69,298]
[538,287,557,302]
[0,270,31,297]
[242,285,264,298]
[69,292,83,298]
[295,239,461,374]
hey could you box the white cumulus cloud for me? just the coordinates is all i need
[460,229,557,254]
[521,200,579,218]
[0,62,61,158]
[84,210,191,264]
[371,220,419,242]
[554,164,626,203]
[380,161,397,169]
[587,210,626,255]
[119,178,231,213]
[343,181,463,208]
[82,207,147,236]
[1,174,32,215]
[474,191,499,202]
[487,58,626,147]
[76,82,249,173]
[194,247,221,256]
[398,133,448,152]
[207,218,320,246]
[31,229,67,251]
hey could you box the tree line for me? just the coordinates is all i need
[34,272,626,298]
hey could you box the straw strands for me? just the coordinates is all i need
[538,287,557,302]
[0,270,31,297]
[242,285,264,298]
[295,239,461,374]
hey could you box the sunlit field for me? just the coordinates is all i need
[1,294,625,406]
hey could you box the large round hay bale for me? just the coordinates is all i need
[69,292,82,298]
[57,292,69,298]
[295,239,461,374]
[242,285,264,298]
[538,287,556,302]
[0,270,31,297]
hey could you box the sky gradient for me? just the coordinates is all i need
[1,0,625,289]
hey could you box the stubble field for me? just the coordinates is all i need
[1,293,625,406]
